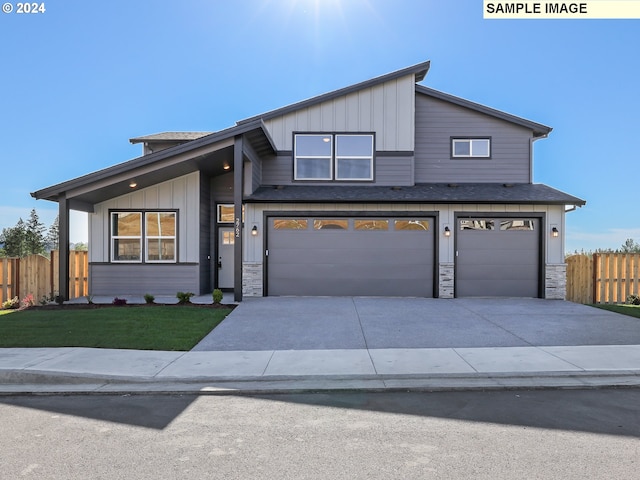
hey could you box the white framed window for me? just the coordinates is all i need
[294,133,374,181]
[145,212,176,262]
[294,134,333,180]
[110,211,177,263]
[452,138,491,158]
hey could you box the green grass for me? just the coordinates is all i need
[0,305,232,350]
[592,304,640,319]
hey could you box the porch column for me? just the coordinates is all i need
[58,193,70,301]
[233,135,244,302]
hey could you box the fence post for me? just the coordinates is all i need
[592,253,598,304]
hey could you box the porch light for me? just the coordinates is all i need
[223,164,230,170]
[129,180,137,188]
[444,226,451,237]
[551,227,559,237]
[251,225,258,236]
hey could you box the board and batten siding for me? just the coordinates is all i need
[89,171,200,264]
[414,93,534,184]
[244,202,564,266]
[261,154,414,186]
[264,74,416,152]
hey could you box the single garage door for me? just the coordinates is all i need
[456,217,540,297]
[267,216,434,297]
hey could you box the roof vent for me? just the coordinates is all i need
[391,186,403,191]
[503,183,514,188]
[274,185,285,190]
[448,183,458,188]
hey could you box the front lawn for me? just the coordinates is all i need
[0,305,232,350]
[591,304,640,320]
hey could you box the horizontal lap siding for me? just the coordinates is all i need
[89,264,199,295]
[262,154,413,186]
[415,94,533,183]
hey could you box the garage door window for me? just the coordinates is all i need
[395,220,430,231]
[273,219,308,230]
[460,219,494,231]
[500,220,535,231]
[354,220,389,231]
[314,219,348,230]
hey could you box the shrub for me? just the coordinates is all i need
[627,295,640,306]
[144,293,155,304]
[2,296,20,310]
[21,294,35,308]
[176,292,195,304]
[112,297,128,306]
[212,289,223,304]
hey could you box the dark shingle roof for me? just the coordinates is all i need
[129,132,214,144]
[246,183,585,206]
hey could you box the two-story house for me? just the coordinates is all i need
[32,61,585,301]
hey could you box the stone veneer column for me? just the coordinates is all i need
[439,263,455,299]
[242,263,263,297]
[545,264,567,300]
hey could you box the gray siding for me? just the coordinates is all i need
[415,93,533,183]
[211,172,234,203]
[264,75,416,152]
[261,154,414,186]
[89,264,199,295]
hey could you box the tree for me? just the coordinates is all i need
[46,215,59,251]
[24,209,46,256]
[620,238,640,253]
[0,219,27,257]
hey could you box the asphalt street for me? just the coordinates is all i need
[1,389,639,479]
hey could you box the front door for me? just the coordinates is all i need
[217,227,234,289]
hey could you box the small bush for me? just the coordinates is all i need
[627,295,640,306]
[112,297,128,306]
[2,297,20,310]
[21,294,35,309]
[144,293,155,304]
[176,292,195,304]
[212,289,223,304]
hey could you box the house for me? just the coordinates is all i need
[32,61,585,301]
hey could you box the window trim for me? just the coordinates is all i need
[293,132,375,182]
[109,209,178,264]
[451,137,492,159]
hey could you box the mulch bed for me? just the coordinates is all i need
[20,303,236,311]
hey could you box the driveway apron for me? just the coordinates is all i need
[192,297,640,351]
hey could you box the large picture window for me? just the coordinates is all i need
[294,133,374,181]
[110,211,176,263]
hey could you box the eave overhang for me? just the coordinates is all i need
[245,183,586,206]
[31,120,276,210]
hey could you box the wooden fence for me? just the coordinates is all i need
[0,250,88,304]
[566,253,640,304]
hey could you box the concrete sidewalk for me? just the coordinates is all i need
[2,344,640,394]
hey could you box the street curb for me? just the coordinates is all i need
[2,370,640,396]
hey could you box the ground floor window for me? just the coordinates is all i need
[110,211,177,263]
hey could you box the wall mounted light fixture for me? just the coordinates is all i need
[551,227,559,237]
[444,226,451,237]
[251,225,258,236]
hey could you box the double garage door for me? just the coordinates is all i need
[267,216,435,297]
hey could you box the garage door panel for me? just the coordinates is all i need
[456,217,540,298]
[268,216,434,297]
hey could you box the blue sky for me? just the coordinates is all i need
[0,0,638,251]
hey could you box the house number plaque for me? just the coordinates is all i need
[235,217,241,238]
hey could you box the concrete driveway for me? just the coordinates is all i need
[192,297,640,351]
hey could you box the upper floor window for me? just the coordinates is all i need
[294,133,374,181]
[451,138,491,158]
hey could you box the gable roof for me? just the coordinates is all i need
[416,85,552,137]
[237,60,431,125]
